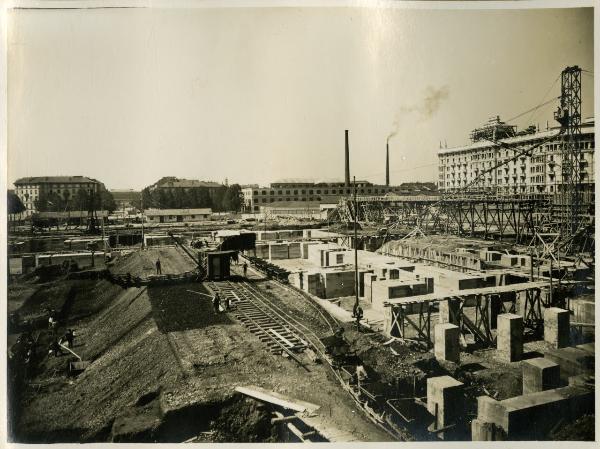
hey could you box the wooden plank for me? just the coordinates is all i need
[269,329,295,348]
[385,281,549,306]
[235,386,320,413]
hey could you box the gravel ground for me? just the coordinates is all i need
[12,248,393,442]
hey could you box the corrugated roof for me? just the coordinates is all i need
[14,176,97,185]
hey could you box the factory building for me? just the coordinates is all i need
[242,180,404,212]
[438,116,595,196]
[13,176,99,216]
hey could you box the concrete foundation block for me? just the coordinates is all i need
[497,313,523,362]
[427,375,463,439]
[522,357,560,394]
[573,300,595,324]
[544,307,570,349]
[434,323,460,363]
[438,298,461,325]
[544,347,594,381]
[471,418,506,441]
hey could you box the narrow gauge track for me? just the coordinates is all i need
[204,277,407,441]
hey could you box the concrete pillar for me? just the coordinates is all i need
[434,323,460,363]
[472,396,508,441]
[438,298,461,325]
[487,295,503,329]
[497,313,523,362]
[427,375,463,439]
[471,419,506,441]
[522,358,560,394]
[544,307,570,349]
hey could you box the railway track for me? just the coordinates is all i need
[204,276,407,441]
[204,280,310,362]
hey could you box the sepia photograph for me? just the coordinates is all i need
[2,0,597,444]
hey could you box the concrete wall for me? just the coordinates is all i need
[370,278,433,311]
[473,385,594,440]
[323,270,355,298]
[269,242,289,260]
[36,252,106,269]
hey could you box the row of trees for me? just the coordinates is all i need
[140,184,243,212]
[34,186,117,213]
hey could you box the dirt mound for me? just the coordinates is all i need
[212,396,277,442]
[16,283,181,442]
[147,284,233,333]
[553,414,595,441]
[343,327,433,386]
[110,247,196,277]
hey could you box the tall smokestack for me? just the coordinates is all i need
[386,142,390,186]
[345,130,350,187]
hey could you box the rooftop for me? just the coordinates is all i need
[154,177,223,189]
[439,116,594,155]
[14,176,97,185]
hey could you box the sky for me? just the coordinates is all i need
[7,5,594,190]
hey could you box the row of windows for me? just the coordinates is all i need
[439,135,594,164]
[251,187,395,196]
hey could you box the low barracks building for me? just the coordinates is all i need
[438,116,595,196]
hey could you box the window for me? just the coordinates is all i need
[336,254,344,264]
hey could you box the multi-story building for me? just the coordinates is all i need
[242,180,409,212]
[438,116,595,196]
[13,176,98,216]
[148,177,223,197]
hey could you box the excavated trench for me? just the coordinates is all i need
[110,392,308,443]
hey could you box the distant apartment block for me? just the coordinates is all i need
[13,176,98,216]
[438,116,595,196]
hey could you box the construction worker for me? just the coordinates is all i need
[65,329,75,349]
[299,271,304,290]
[243,262,248,278]
[156,258,162,275]
[354,303,364,332]
[50,340,62,357]
[225,297,231,311]
[213,292,221,313]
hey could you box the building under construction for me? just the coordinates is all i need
[6,66,595,443]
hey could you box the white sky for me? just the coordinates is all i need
[7,6,594,190]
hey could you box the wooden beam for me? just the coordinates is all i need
[235,386,321,413]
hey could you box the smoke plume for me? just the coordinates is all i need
[387,85,450,144]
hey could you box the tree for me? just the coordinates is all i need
[8,191,26,215]
[223,184,243,211]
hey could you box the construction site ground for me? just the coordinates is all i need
[8,246,392,443]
